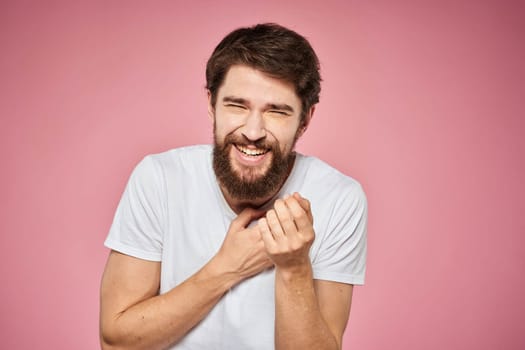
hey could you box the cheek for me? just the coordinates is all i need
[214,119,235,140]
[274,130,300,151]
[272,120,301,144]
[215,112,243,135]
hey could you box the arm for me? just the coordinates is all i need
[259,193,353,350]
[275,271,353,350]
[100,208,272,350]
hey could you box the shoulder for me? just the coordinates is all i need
[291,153,367,226]
[294,153,365,199]
[147,144,212,165]
[142,144,212,173]
[128,145,212,187]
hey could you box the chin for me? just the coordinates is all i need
[232,165,271,184]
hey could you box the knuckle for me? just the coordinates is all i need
[274,200,289,214]
[290,241,303,251]
[280,214,293,226]
[290,207,303,219]
[267,245,279,255]
[258,218,267,228]
[268,214,279,226]
[302,229,315,242]
[285,196,298,205]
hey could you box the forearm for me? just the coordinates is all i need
[101,257,238,350]
[274,264,339,350]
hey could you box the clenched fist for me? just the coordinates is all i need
[258,193,315,270]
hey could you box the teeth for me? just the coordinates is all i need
[236,145,268,156]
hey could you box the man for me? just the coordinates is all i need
[100,23,367,350]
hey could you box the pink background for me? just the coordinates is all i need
[1,0,524,349]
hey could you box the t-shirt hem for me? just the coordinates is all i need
[104,238,162,262]
[313,270,365,285]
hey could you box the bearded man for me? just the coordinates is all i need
[100,23,367,350]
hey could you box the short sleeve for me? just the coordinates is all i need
[104,156,166,261]
[312,182,368,285]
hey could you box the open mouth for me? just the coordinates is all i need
[234,144,270,157]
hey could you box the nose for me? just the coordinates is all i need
[241,111,266,142]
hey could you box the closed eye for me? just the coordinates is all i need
[225,103,247,110]
[268,110,291,116]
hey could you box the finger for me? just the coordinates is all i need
[258,218,271,239]
[266,209,285,239]
[292,193,313,222]
[231,207,266,231]
[273,199,298,236]
[285,196,312,231]
[292,192,310,211]
[258,217,277,249]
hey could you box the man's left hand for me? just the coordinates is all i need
[258,192,315,271]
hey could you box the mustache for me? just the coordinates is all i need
[221,133,274,150]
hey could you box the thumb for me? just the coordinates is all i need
[230,207,266,231]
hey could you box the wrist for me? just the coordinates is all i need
[201,255,241,290]
[275,260,313,283]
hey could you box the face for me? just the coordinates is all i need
[209,65,310,201]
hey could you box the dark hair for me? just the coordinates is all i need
[206,23,321,121]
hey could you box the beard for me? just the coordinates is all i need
[212,133,296,201]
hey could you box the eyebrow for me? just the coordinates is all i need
[222,96,295,113]
[222,96,248,105]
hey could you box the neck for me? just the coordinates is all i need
[221,189,276,214]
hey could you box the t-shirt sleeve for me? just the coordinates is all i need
[104,156,166,261]
[312,182,368,285]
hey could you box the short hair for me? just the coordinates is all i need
[206,23,321,121]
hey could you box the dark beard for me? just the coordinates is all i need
[212,134,295,201]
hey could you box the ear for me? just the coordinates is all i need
[207,90,215,123]
[297,106,315,138]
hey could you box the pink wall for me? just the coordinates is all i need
[1,1,524,349]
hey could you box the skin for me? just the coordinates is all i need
[210,65,306,211]
[100,65,353,350]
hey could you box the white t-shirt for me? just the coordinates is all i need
[105,145,367,349]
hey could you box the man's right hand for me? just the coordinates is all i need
[211,208,274,284]
[100,208,273,350]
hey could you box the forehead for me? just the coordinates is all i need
[217,65,301,108]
